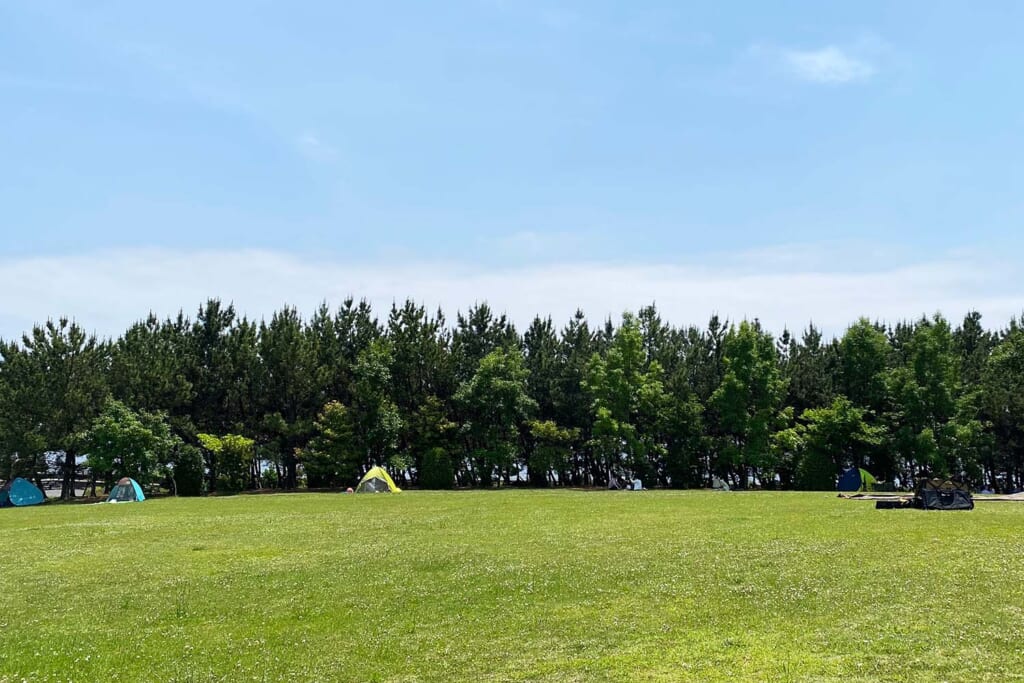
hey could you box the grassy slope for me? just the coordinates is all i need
[1,491,1023,682]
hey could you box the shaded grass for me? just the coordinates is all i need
[1,490,1023,681]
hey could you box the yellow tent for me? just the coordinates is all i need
[355,466,401,493]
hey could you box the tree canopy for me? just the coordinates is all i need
[2,299,1023,494]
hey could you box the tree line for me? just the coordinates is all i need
[1,299,1022,498]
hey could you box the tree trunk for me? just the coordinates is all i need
[61,450,77,500]
[286,452,298,489]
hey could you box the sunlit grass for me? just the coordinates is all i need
[1,490,1022,681]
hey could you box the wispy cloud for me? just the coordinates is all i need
[0,246,1018,341]
[296,133,338,162]
[783,46,874,84]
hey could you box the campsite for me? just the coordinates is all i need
[2,489,1023,681]
[5,1,1024,680]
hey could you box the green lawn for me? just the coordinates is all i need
[2,491,1023,682]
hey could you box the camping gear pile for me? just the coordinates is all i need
[0,477,45,508]
[873,478,974,510]
[912,478,974,510]
[607,467,643,490]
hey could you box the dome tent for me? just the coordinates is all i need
[0,477,45,508]
[837,467,877,492]
[107,477,145,503]
[355,466,401,493]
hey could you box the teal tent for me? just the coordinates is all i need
[0,477,45,508]
[107,477,145,503]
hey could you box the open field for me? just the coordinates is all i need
[2,491,1023,682]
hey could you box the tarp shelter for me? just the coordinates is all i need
[0,477,45,508]
[914,478,973,511]
[837,467,878,492]
[107,477,145,503]
[355,466,401,493]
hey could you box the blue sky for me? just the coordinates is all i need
[2,1,1023,336]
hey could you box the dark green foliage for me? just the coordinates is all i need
[527,420,576,486]
[302,401,361,488]
[583,313,671,485]
[794,449,836,491]
[710,320,789,487]
[1,319,110,498]
[169,444,206,496]
[455,347,536,486]
[419,447,454,489]
[2,298,1024,492]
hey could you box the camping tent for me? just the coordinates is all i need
[837,467,878,492]
[914,478,973,511]
[107,477,145,503]
[0,477,45,508]
[355,466,401,493]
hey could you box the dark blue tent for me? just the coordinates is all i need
[837,467,877,492]
[0,477,45,508]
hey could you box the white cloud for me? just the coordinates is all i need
[0,247,1018,342]
[782,46,874,84]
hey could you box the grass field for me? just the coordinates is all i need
[2,491,1023,682]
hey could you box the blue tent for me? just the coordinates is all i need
[107,477,145,503]
[837,467,878,492]
[0,477,45,508]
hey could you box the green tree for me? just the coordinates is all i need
[982,328,1024,491]
[387,301,453,475]
[13,319,110,499]
[302,401,361,488]
[955,311,994,387]
[527,420,577,486]
[187,300,237,435]
[794,397,885,489]
[455,347,536,486]
[406,395,458,476]
[584,313,670,485]
[553,310,599,485]
[419,446,455,489]
[885,316,959,479]
[110,314,194,420]
[451,303,518,384]
[785,324,835,415]
[197,433,254,493]
[82,399,179,488]
[258,307,316,488]
[168,443,205,496]
[350,339,403,472]
[710,321,788,488]
[838,319,891,413]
